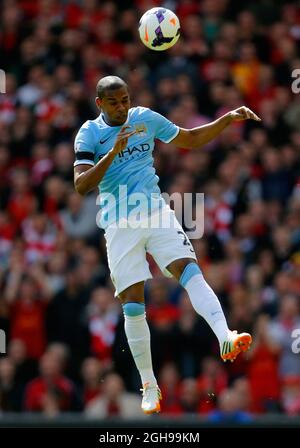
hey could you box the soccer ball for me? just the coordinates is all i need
[138,7,180,51]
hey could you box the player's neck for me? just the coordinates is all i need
[101,112,127,127]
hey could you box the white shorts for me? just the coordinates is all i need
[104,205,197,296]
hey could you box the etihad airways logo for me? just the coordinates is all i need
[117,143,150,159]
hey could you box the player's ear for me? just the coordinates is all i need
[95,97,102,110]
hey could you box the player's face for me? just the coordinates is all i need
[96,87,130,126]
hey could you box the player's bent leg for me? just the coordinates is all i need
[119,283,161,414]
[165,257,196,279]
[166,258,252,362]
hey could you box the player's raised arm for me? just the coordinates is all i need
[74,125,137,195]
[171,106,261,149]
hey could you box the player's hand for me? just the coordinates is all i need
[111,125,137,155]
[229,106,261,122]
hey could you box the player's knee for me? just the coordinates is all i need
[118,282,145,303]
[167,257,197,280]
[123,302,145,317]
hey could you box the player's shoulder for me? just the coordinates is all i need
[78,119,97,132]
[74,120,101,152]
[128,106,155,121]
[76,117,104,138]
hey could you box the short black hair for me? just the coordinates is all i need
[96,76,128,99]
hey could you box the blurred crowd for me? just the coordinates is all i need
[0,0,300,420]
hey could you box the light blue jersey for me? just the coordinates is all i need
[74,107,179,228]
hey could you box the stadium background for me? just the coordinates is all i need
[0,0,300,424]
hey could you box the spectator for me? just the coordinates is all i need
[207,388,253,423]
[46,267,90,379]
[80,357,104,407]
[0,357,23,411]
[246,314,281,413]
[281,375,300,416]
[6,275,49,360]
[8,338,38,387]
[85,372,142,418]
[269,294,300,378]
[178,378,200,414]
[159,362,182,415]
[24,350,79,412]
[87,287,120,369]
[59,191,99,240]
[196,356,228,413]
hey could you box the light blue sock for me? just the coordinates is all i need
[123,302,157,387]
[179,263,202,287]
[123,302,145,317]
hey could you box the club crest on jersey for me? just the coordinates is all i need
[134,123,147,136]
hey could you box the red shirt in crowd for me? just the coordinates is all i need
[247,344,281,413]
[24,375,74,411]
[10,299,47,359]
